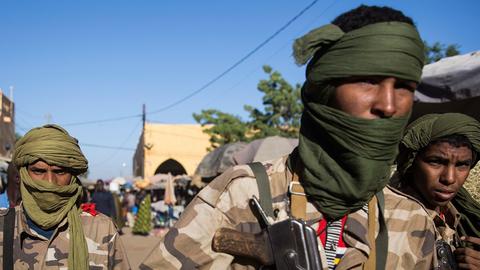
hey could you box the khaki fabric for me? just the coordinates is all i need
[140,156,436,270]
[0,205,130,270]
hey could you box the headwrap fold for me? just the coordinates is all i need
[14,124,89,270]
[396,113,480,239]
[292,22,424,219]
[293,22,425,84]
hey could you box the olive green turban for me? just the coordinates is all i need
[13,124,88,172]
[293,22,425,84]
[397,113,480,177]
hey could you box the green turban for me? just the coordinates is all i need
[14,124,88,172]
[13,124,89,270]
[291,22,424,219]
[397,113,480,240]
[397,113,480,176]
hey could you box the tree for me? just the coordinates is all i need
[193,66,302,149]
[424,41,460,64]
[132,193,152,235]
[245,65,303,140]
[192,109,249,150]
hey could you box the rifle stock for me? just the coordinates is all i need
[212,227,274,265]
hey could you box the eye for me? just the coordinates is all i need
[53,169,67,175]
[425,158,445,166]
[29,168,46,175]
[456,161,472,170]
[395,81,416,92]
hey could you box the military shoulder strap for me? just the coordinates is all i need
[375,190,388,270]
[248,162,274,218]
[2,207,15,270]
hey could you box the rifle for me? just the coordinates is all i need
[213,196,322,270]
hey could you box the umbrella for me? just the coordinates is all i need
[233,136,298,164]
[411,50,480,122]
[164,174,177,205]
[415,50,480,103]
[194,141,247,179]
[148,173,170,189]
[111,176,127,185]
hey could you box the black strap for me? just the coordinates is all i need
[375,191,388,270]
[3,207,15,270]
[248,162,274,218]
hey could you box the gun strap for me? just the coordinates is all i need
[375,190,388,270]
[290,171,307,220]
[3,208,15,270]
[364,196,377,270]
[248,162,274,218]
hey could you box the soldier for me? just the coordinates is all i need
[0,124,131,269]
[141,5,433,270]
[394,113,480,269]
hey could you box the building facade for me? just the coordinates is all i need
[133,123,211,178]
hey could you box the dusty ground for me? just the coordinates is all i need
[120,227,169,269]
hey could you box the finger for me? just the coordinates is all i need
[464,248,480,261]
[464,236,480,245]
[463,253,480,269]
[457,262,471,269]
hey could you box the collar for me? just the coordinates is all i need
[17,203,68,241]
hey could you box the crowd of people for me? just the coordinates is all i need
[0,4,478,270]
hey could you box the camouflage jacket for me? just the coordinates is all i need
[140,156,436,270]
[0,204,131,269]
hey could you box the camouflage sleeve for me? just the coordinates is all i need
[107,221,132,270]
[140,165,263,270]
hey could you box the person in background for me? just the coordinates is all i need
[91,179,116,218]
[0,124,130,269]
[7,162,21,207]
[394,113,480,269]
[141,5,434,270]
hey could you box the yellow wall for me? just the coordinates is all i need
[134,123,211,178]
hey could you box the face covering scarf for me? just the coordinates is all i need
[14,124,89,270]
[291,22,424,219]
[397,113,480,239]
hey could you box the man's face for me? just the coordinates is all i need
[412,142,473,209]
[27,160,72,186]
[330,76,416,119]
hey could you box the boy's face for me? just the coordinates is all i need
[331,76,416,119]
[412,142,473,209]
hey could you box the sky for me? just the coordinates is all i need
[1,0,478,180]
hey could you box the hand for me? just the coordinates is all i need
[455,236,480,269]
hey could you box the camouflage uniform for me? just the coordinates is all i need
[0,205,131,269]
[140,156,436,269]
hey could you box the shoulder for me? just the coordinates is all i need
[382,186,436,261]
[197,156,289,207]
[80,210,117,232]
[383,185,432,218]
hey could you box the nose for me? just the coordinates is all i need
[371,79,396,118]
[46,171,56,184]
[439,165,456,185]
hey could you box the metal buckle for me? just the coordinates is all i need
[289,181,305,196]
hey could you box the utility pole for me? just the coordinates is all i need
[142,104,146,128]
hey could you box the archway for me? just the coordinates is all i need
[154,159,187,176]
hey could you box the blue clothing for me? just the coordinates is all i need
[0,191,9,208]
[26,215,55,239]
[91,191,116,218]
